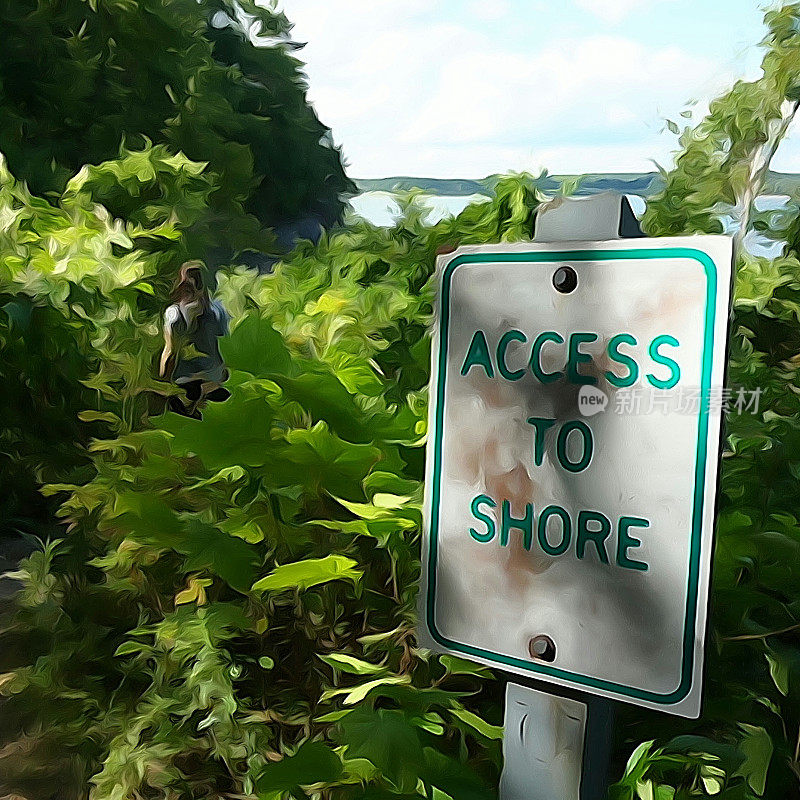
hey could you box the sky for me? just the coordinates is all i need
[278,1,800,178]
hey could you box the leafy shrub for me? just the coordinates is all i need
[0,144,193,542]
[0,165,550,800]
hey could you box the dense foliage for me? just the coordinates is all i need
[2,1,800,799]
[0,161,546,799]
[0,0,354,240]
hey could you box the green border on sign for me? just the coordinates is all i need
[426,248,717,705]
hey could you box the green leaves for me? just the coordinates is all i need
[159,380,277,469]
[323,675,412,705]
[16,9,800,788]
[0,0,351,234]
[336,709,425,793]
[101,492,259,591]
[178,521,259,593]
[0,9,504,798]
[765,649,790,696]
[449,707,503,741]
[318,653,389,675]
[252,555,362,593]
[255,741,343,796]
[333,708,494,799]
[221,314,292,377]
[736,725,773,796]
[276,422,383,498]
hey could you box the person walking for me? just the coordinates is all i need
[159,261,231,418]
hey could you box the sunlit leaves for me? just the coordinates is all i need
[323,675,412,705]
[448,707,503,741]
[0,0,351,239]
[318,653,389,675]
[252,555,362,593]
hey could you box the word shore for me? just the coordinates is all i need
[469,494,651,572]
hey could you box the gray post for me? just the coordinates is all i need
[500,684,586,800]
[499,191,641,800]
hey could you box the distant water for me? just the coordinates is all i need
[348,191,647,228]
[348,191,491,227]
[347,191,786,258]
[743,194,789,259]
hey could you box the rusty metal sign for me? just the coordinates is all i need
[420,237,732,718]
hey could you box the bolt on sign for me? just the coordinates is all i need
[419,237,733,718]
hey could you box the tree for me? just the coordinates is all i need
[644,4,800,247]
[0,0,354,250]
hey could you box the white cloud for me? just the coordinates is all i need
[348,139,674,179]
[574,0,676,25]
[399,37,716,146]
[531,141,673,174]
[280,0,736,176]
[466,0,512,21]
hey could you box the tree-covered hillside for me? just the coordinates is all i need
[0,0,354,246]
[356,171,800,198]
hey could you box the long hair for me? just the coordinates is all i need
[170,260,209,306]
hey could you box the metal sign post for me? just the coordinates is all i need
[501,194,637,800]
[419,192,733,799]
[500,683,614,800]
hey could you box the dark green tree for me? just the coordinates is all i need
[0,0,354,248]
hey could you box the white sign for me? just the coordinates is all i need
[420,237,733,718]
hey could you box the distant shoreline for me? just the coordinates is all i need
[354,171,800,197]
